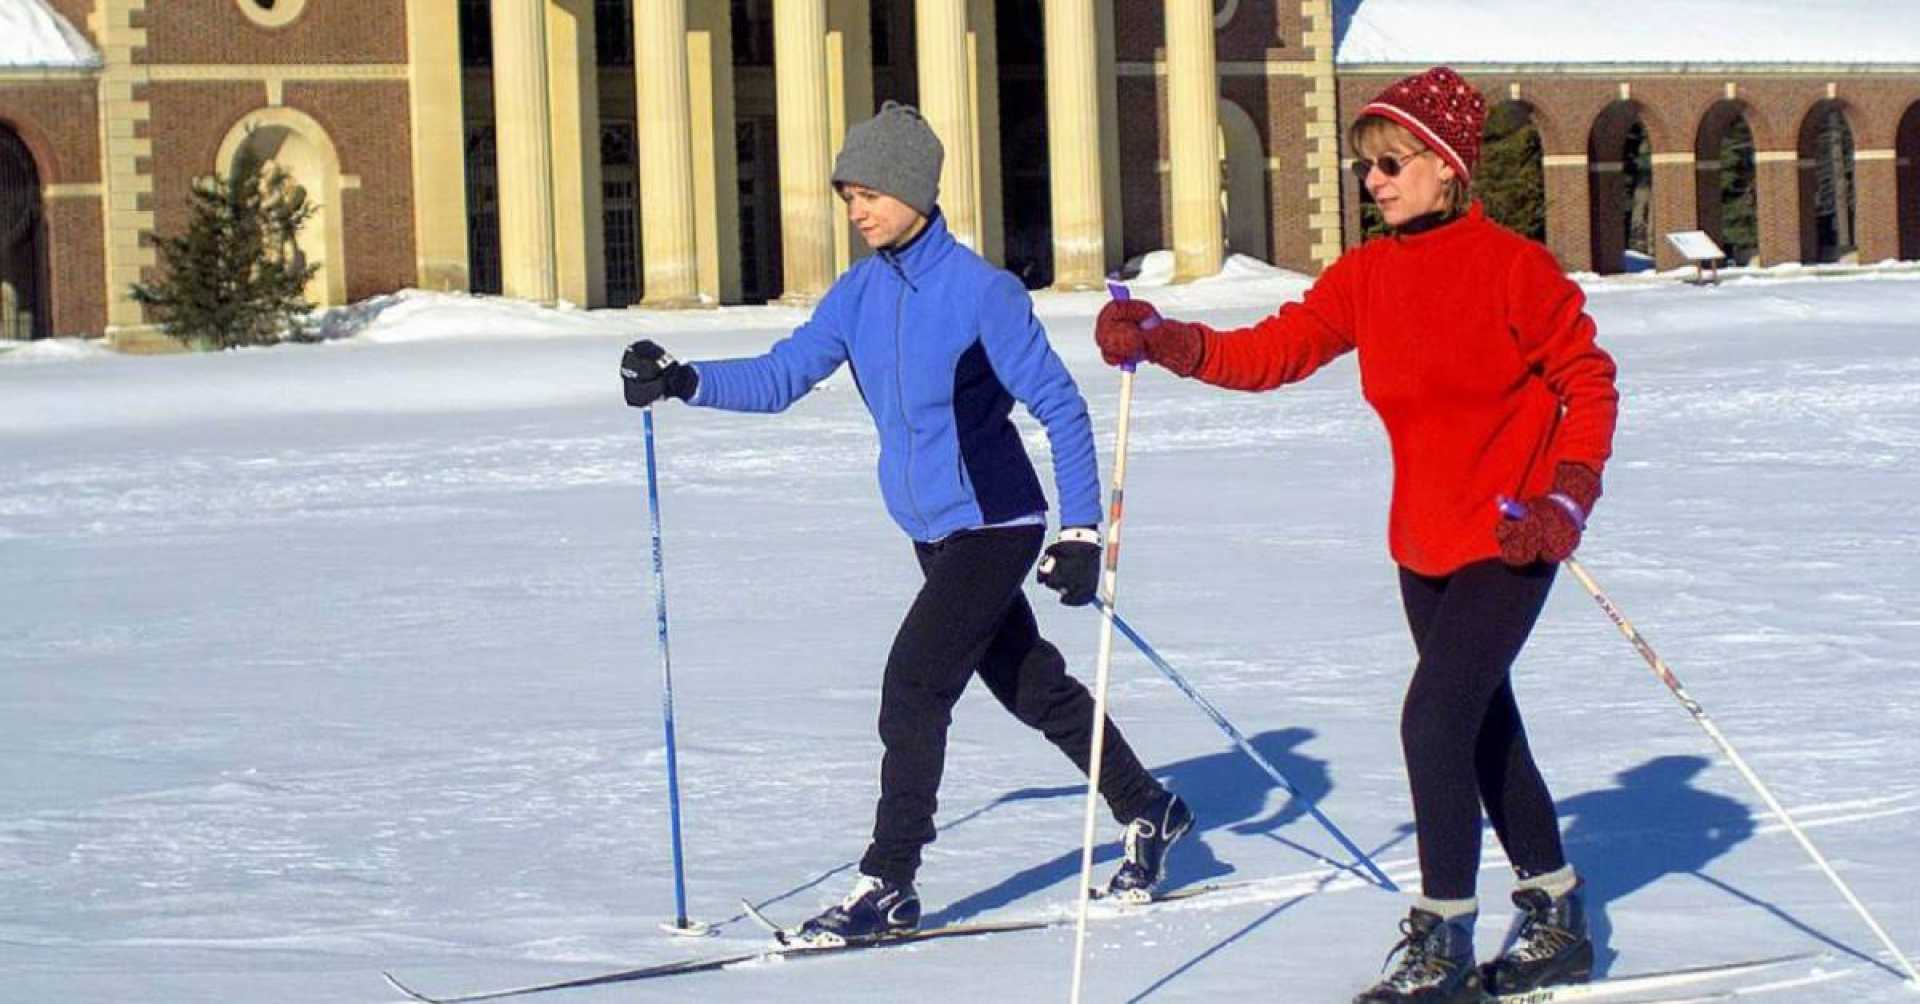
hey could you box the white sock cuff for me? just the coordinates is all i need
[1515,864,1579,900]
[1414,895,1478,920]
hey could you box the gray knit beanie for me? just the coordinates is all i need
[832,100,944,216]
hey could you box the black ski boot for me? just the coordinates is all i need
[1353,908,1492,1004]
[1482,884,1594,994]
[791,873,921,947]
[1103,791,1194,903]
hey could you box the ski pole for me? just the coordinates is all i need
[1069,284,1145,1004]
[1089,598,1398,892]
[1498,497,1919,986]
[645,407,708,937]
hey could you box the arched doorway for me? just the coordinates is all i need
[1218,98,1269,261]
[0,125,48,340]
[1588,101,1652,274]
[1695,101,1758,265]
[1897,101,1920,262]
[1798,100,1856,264]
[1480,100,1545,241]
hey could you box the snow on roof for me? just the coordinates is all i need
[1334,0,1920,67]
[0,0,100,69]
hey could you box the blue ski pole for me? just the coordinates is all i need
[644,407,709,937]
[1090,598,1399,892]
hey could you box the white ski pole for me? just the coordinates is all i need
[1558,553,1918,986]
[1068,284,1148,1004]
[1504,491,1917,987]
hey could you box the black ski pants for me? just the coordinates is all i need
[860,524,1163,886]
[1398,559,1568,901]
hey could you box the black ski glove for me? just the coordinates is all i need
[622,340,699,408]
[1037,527,1102,607]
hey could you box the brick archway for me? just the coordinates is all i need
[0,124,48,341]
[1481,100,1546,241]
[1796,99,1857,263]
[1898,101,1920,261]
[1695,100,1759,265]
[1587,100,1650,274]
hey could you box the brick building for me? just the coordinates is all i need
[1,1,1916,346]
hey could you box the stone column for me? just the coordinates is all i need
[1542,154,1592,272]
[636,0,700,306]
[404,0,469,291]
[1043,0,1105,289]
[1754,150,1801,267]
[916,0,979,247]
[687,0,743,303]
[547,0,602,307]
[827,0,877,270]
[1094,0,1124,273]
[1165,0,1222,281]
[774,0,836,302]
[491,0,558,303]
[1650,153,1697,271]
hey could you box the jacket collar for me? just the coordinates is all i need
[878,208,956,287]
[1389,201,1484,245]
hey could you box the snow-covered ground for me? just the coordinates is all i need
[3,265,1918,1003]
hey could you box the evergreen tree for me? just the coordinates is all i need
[1478,104,1546,241]
[131,144,319,350]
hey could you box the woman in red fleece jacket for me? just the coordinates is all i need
[1096,67,1617,1004]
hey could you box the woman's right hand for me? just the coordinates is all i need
[1094,299,1206,376]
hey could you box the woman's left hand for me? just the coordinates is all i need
[1495,462,1602,565]
[1037,528,1102,606]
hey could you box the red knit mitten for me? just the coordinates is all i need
[1496,463,1603,566]
[1094,299,1206,376]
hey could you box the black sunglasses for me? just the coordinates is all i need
[1350,148,1430,185]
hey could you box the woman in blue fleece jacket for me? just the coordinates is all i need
[621,102,1189,946]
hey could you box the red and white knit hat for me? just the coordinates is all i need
[1357,66,1487,183]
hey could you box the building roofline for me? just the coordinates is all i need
[0,64,101,81]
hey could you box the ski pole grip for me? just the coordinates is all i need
[1105,281,1158,373]
[1496,495,1529,521]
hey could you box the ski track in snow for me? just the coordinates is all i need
[2,276,1919,1001]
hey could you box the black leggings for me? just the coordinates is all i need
[1399,560,1567,901]
[860,525,1163,885]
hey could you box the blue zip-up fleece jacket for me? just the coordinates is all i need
[689,211,1102,543]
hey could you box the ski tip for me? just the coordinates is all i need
[739,897,791,941]
[380,971,439,1004]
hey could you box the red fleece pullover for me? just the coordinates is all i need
[1191,203,1619,576]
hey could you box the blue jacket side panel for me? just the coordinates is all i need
[951,341,1046,526]
[973,271,1103,529]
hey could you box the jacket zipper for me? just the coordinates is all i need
[884,249,929,539]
